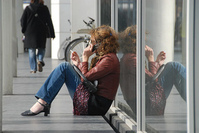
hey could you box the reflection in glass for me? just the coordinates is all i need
[117,0,137,121]
[101,0,111,26]
[119,25,137,120]
[144,0,187,132]
[119,25,186,122]
[117,0,188,132]
[118,0,136,32]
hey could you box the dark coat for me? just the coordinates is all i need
[20,3,55,49]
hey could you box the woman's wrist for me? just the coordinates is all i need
[147,55,154,62]
[82,55,89,62]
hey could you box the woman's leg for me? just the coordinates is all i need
[37,48,46,66]
[158,62,186,101]
[35,62,81,104]
[28,48,37,71]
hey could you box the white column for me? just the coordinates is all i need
[12,0,18,77]
[2,0,13,94]
[44,0,51,57]
[51,0,71,59]
[16,0,24,54]
[146,0,175,62]
[0,0,3,132]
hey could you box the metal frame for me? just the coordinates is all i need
[0,0,2,132]
[194,1,199,132]
[97,0,100,27]
[186,0,196,132]
[111,0,119,107]
[111,0,115,29]
[136,0,146,132]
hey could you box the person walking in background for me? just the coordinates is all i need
[21,0,55,73]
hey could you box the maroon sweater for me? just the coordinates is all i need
[78,53,120,100]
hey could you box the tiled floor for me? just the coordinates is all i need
[2,52,187,133]
[3,53,115,133]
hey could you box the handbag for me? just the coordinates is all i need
[72,65,97,115]
[73,65,97,93]
[28,5,51,38]
[73,82,90,115]
[145,64,166,115]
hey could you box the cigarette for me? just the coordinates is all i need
[70,50,74,53]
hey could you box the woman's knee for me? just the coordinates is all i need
[57,62,72,71]
[165,61,181,69]
[169,61,185,69]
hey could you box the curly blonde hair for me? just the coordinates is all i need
[89,25,119,69]
[90,25,119,55]
[119,25,137,54]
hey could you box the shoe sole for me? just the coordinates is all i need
[30,71,36,74]
[37,62,43,72]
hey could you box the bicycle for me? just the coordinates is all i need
[64,17,95,64]
[57,19,71,60]
[57,36,71,60]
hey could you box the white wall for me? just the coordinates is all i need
[51,0,71,59]
[50,0,98,59]
[43,0,51,57]
[16,0,24,54]
[71,0,98,39]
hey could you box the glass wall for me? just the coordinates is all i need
[100,0,111,26]
[117,0,137,121]
[117,0,188,132]
[118,0,136,32]
[100,0,198,132]
[144,0,187,132]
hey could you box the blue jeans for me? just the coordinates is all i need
[158,62,186,101]
[35,62,81,104]
[28,48,45,71]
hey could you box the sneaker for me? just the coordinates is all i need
[37,61,43,72]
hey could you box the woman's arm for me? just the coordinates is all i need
[20,7,28,33]
[145,45,154,62]
[44,6,55,38]
[145,45,161,78]
[156,51,166,66]
[79,54,117,81]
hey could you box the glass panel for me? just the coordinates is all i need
[118,0,136,32]
[117,0,188,132]
[144,0,187,132]
[118,0,137,122]
[101,0,111,26]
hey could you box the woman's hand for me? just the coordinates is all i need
[156,51,166,66]
[145,45,154,62]
[82,43,95,62]
[71,51,80,66]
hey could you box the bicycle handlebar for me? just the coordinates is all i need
[83,17,95,28]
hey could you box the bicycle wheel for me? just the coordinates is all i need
[65,37,88,64]
[57,37,70,60]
